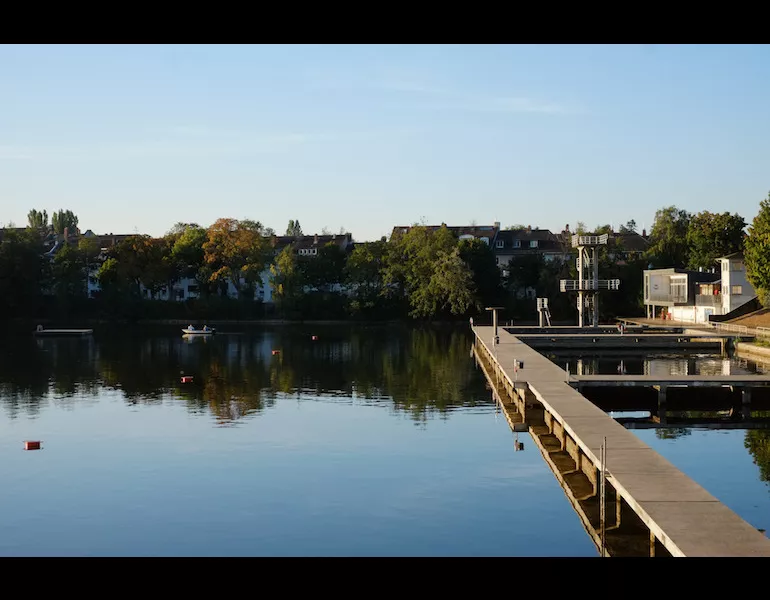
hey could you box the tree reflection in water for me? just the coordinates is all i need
[0,325,485,425]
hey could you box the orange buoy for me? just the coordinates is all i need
[272,350,280,355]
[181,376,193,383]
[24,441,41,451]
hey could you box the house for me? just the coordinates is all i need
[608,230,649,264]
[493,226,569,271]
[643,253,756,323]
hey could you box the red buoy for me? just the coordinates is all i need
[272,350,280,355]
[24,441,41,451]
[181,376,193,383]
[311,335,318,341]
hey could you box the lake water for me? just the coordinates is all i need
[0,324,597,557]
[3,326,769,556]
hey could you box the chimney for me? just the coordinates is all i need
[64,226,69,241]
[565,224,570,232]
[494,221,500,229]
[527,225,531,232]
[314,234,318,244]
[642,228,646,237]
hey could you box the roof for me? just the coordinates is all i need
[644,268,720,283]
[613,232,650,253]
[270,233,354,253]
[390,224,499,240]
[494,228,565,253]
[717,252,743,260]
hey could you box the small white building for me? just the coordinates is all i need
[643,253,757,324]
[717,252,754,315]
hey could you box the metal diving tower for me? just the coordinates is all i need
[559,233,620,327]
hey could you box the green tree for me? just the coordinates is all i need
[51,209,79,235]
[594,224,613,235]
[382,225,476,319]
[269,244,302,314]
[27,209,48,229]
[345,240,387,316]
[0,228,46,318]
[302,242,346,292]
[745,425,770,483]
[171,224,209,295]
[51,243,87,301]
[286,219,303,237]
[458,238,502,309]
[167,222,201,236]
[619,219,637,234]
[686,211,745,270]
[744,193,770,306]
[646,206,692,268]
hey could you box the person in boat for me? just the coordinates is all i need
[203,325,209,332]
[188,324,195,331]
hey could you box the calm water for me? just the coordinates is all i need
[1,324,598,557]
[4,328,769,556]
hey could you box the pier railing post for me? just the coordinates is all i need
[600,436,607,557]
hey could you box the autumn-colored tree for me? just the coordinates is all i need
[204,218,268,300]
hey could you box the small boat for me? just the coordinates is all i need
[182,327,216,335]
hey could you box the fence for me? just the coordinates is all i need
[706,321,770,338]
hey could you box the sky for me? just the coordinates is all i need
[2,44,769,242]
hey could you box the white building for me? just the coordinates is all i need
[643,253,757,324]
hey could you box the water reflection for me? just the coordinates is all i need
[549,352,765,377]
[0,325,486,425]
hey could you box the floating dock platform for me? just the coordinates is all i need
[33,328,93,337]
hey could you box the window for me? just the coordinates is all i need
[513,240,521,248]
[530,240,538,248]
[722,261,728,272]
[732,261,744,271]
[496,240,504,248]
[732,285,743,295]
[670,276,687,303]
[188,285,199,294]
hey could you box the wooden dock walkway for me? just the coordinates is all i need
[473,325,770,557]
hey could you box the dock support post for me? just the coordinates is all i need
[657,386,667,425]
[743,388,752,420]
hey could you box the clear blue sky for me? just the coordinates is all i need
[2,44,769,241]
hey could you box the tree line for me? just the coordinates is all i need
[3,194,770,323]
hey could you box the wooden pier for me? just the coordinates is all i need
[473,325,770,557]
